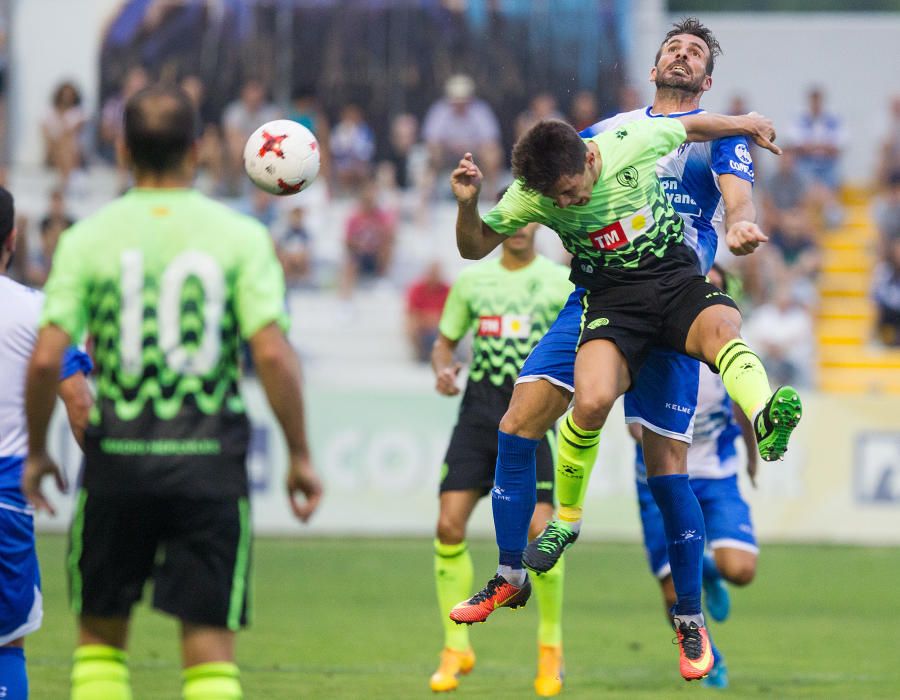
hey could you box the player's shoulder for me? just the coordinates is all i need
[582,107,649,138]
[0,276,44,326]
[456,256,501,281]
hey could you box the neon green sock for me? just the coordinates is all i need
[556,412,601,525]
[182,662,242,700]
[715,339,772,420]
[532,554,565,647]
[434,539,473,651]
[71,645,132,700]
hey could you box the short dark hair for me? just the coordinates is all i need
[511,120,586,196]
[0,187,14,250]
[124,85,197,174]
[655,17,722,76]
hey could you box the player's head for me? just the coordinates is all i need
[0,186,17,273]
[122,85,197,177]
[652,17,721,96]
[512,119,597,208]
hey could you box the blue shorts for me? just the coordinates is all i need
[518,288,700,441]
[637,476,758,580]
[0,489,42,645]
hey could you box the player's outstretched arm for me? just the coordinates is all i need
[431,333,462,397]
[720,173,768,256]
[23,325,71,515]
[678,112,782,155]
[452,153,506,259]
[250,323,323,523]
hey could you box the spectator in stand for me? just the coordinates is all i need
[383,112,423,192]
[767,206,822,307]
[726,94,749,116]
[878,95,900,189]
[99,66,149,163]
[422,74,502,200]
[288,93,332,185]
[874,170,900,257]
[405,261,450,363]
[272,204,313,287]
[222,79,281,196]
[514,93,563,143]
[27,191,75,287]
[743,283,815,388]
[330,103,376,194]
[41,81,88,189]
[761,147,811,232]
[568,90,599,132]
[789,86,846,192]
[340,182,396,297]
[180,74,224,195]
[872,237,900,347]
[241,189,279,230]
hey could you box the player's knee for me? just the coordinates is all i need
[572,392,615,430]
[499,407,548,439]
[436,515,466,545]
[724,562,756,586]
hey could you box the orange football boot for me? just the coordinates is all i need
[429,647,476,692]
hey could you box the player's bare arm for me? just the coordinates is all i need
[23,324,71,515]
[731,400,759,488]
[678,112,782,155]
[451,153,506,259]
[250,322,323,523]
[58,372,93,450]
[431,332,462,397]
[719,173,768,256]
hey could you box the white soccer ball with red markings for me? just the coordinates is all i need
[243,119,320,195]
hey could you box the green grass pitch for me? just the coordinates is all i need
[28,535,900,698]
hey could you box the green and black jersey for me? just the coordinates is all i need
[482,118,690,288]
[439,255,572,425]
[41,189,287,497]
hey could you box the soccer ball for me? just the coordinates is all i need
[243,120,320,195]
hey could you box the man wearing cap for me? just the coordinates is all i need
[423,74,503,199]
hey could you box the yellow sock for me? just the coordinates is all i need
[715,339,772,420]
[532,555,565,646]
[71,645,131,700]
[556,412,601,525]
[434,539,473,651]
[182,662,242,700]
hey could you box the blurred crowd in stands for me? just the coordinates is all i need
[1,0,897,389]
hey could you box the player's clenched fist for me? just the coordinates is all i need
[450,153,483,204]
[435,364,462,396]
[725,221,769,256]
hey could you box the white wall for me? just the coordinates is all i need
[9,0,121,166]
[663,12,900,185]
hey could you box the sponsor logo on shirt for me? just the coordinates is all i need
[734,143,752,165]
[660,176,701,215]
[728,159,754,177]
[588,204,655,251]
[477,315,531,339]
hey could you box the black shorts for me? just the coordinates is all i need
[440,422,556,504]
[68,488,252,630]
[577,256,738,382]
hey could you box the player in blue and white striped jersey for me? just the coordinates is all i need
[0,187,92,698]
[632,264,759,689]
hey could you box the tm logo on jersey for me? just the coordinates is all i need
[477,315,531,339]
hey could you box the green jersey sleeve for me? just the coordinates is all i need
[235,224,289,339]
[438,272,473,341]
[481,181,542,235]
[40,225,89,341]
[592,117,687,163]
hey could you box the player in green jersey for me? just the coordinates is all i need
[448,111,801,681]
[429,221,572,696]
[22,85,322,700]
